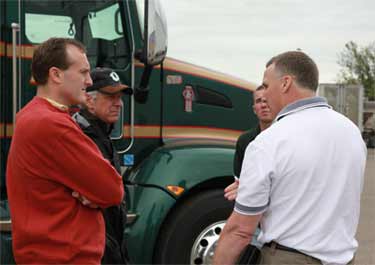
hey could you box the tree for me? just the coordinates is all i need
[337,41,375,101]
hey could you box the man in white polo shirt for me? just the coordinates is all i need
[213,51,367,265]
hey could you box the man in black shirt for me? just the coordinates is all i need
[73,67,132,264]
[224,86,274,264]
[225,86,274,201]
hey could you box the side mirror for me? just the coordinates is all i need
[134,0,168,103]
[143,0,168,66]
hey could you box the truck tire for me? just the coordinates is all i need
[153,189,234,265]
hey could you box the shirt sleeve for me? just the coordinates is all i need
[234,142,272,215]
[49,124,124,208]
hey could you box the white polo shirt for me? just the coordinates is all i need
[235,97,367,265]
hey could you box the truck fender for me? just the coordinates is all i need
[125,139,237,264]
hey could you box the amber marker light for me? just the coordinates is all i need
[166,185,185,196]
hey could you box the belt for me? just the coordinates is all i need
[263,241,303,255]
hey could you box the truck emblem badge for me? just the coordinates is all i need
[182,85,195,112]
[166,75,183,85]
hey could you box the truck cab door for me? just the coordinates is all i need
[82,1,133,146]
[1,1,134,264]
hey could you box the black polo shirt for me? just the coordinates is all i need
[233,125,261,177]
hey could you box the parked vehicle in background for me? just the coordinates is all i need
[317,84,375,147]
[362,128,375,148]
[363,108,375,148]
[318,83,364,130]
[0,0,258,264]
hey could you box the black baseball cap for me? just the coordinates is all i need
[86,67,133,95]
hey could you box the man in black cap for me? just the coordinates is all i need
[73,67,132,264]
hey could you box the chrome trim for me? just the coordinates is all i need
[18,0,22,112]
[0,214,138,230]
[119,0,135,154]
[11,23,20,125]
[0,220,12,232]
[190,220,225,265]
[126,213,138,225]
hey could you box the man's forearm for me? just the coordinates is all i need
[213,211,262,265]
[213,228,250,265]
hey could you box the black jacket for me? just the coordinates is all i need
[233,125,261,177]
[73,109,128,264]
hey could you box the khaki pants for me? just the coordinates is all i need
[260,245,355,265]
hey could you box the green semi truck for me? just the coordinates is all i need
[0,0,258,264]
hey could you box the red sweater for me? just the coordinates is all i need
[6,97,124,264]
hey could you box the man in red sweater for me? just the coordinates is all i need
[6,38,124,264]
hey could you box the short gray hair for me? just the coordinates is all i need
[266,51,319,92]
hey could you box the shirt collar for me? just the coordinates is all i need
[42,97,69,112]
[276,96,331,121]
[80,109,113,135]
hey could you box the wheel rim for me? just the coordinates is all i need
[190,220,226,265]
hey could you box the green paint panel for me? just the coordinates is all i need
[162,68,258,131]
[129,140,235,191]
[125,184,175,264]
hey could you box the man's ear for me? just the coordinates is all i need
[281,75,293,93]
[49,67,63,84]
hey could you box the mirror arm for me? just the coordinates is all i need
[134,65,153,103]
[143,0,150,62]
[135,49,145,62]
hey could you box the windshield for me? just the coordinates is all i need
[25,0,130,69]
[88,4,123,41]
[25,13,76,42]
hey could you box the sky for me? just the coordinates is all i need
[159,0,375,85]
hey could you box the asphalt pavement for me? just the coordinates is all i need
[356,148,375,264]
